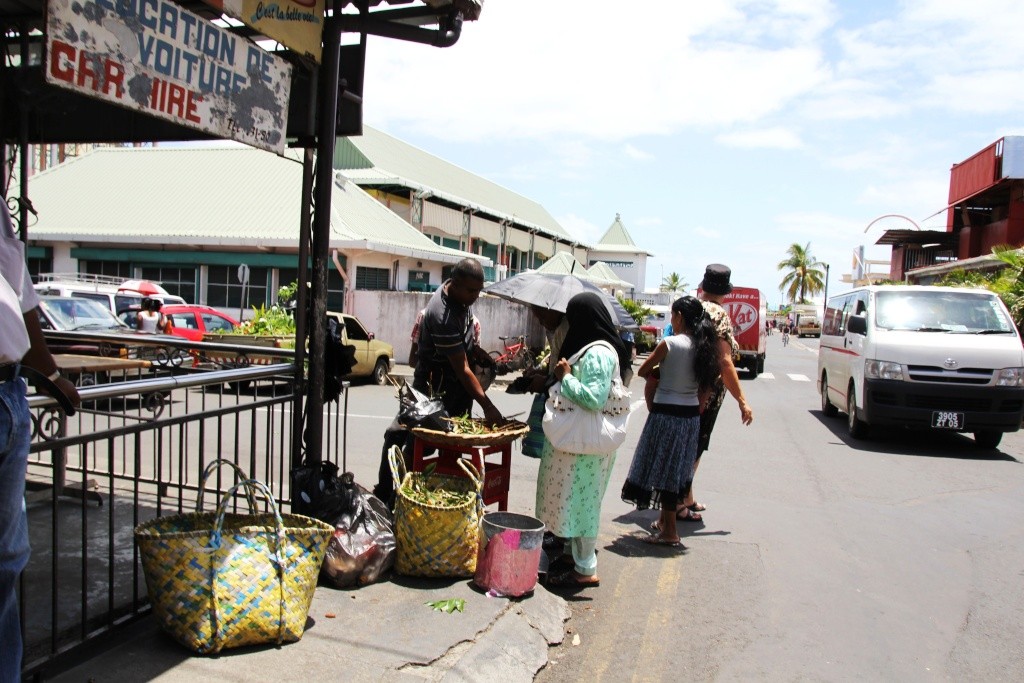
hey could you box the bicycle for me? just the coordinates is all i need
[782,328,790,347]
[490,334,533,372]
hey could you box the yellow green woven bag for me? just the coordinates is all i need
[389,446,483,578]
[134,460,333,654]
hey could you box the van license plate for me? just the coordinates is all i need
[931,411,964,429]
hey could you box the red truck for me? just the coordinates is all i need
[720,287,767,377]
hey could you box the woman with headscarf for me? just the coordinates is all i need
[621,296,720,546]
[537,292,630,588]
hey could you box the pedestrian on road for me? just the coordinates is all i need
[1,202,81,681]
[537,292,631,589]
[682,264,754,519]
[621,296,720,545]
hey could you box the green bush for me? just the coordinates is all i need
[635,330,656,353]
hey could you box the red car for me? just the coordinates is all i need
[121,304,239,341]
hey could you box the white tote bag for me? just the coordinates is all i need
[542,341,632,454]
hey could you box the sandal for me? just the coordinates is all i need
[686,502,706,512]
[642,534,681,547]
[546,569,600,588]
[677,508,703,523]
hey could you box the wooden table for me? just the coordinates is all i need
[54,353,152,374]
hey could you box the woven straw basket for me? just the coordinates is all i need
[389,446,483,578]
[134,460,333,654]
[411,419,529,449]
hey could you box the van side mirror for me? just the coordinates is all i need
[848,315,867,335]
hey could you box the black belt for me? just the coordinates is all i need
[0,363,19,382]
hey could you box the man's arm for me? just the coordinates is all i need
[446,349,503,426]
[21,309,81,409]
[717,338,752,425]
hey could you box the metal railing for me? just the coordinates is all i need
[19,341,349,680]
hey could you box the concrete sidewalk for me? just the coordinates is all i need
[52,574,568,683]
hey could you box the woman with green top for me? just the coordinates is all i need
[536,292,631,588]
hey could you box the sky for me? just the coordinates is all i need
[341,0,1024,309]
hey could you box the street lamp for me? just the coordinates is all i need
[823,263,830,306]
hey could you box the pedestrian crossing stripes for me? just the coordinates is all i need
[750,372,810,381]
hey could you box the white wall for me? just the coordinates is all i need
[351,290,545,365]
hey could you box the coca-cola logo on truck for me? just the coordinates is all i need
[724,302,757,335]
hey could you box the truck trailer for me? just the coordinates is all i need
[720,287,767,377]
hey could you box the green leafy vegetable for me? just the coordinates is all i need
[426,598,465,614]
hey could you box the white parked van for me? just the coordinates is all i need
[33,274,185,314]
[817,285,1024,448]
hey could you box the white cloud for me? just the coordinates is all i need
[694,226,722,239]
[555,213,603,246]
[716,127,803,149]
[622,144,653,161]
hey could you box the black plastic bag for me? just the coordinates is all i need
[291,460,343,519]
[396,382,451,432]
[320,473,396,588]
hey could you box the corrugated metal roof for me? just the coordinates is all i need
[335,126,576,242]
[20,146,485,264]
[587,261,633,288]
[534,252,596,279]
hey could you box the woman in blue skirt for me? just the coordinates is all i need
[621,296,720,545]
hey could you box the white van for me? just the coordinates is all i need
[34,274,185,314]
[817,285,1024,448]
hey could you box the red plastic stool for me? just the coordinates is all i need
[411,437,512,511]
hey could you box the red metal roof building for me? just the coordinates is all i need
[882,136,1024,281]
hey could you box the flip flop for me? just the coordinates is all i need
[676,508,703,523]
[642,534,682,547]
[686,503,707,512]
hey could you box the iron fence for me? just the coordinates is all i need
[18,339,349,680]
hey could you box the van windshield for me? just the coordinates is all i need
[875,290,1015,334]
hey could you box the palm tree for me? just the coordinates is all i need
[777,242,825,303]
[660,272,687,293]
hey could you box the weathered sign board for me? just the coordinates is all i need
[203,0,325,63]
[45,0,293,154]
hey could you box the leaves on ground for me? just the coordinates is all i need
[426,598,465,614]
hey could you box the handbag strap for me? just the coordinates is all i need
[198,458,258,513]
[211,478,288,648]
[564,340,621,383]
[567,340,620,369]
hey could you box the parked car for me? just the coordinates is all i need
[120,304,239,342]
[327,312,394,385]
[38,295,130,333]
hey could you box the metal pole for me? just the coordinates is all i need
[291,148,314,468]
[304,15,343,466]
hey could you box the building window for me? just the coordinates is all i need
[80,260,134,280]
[206,265,268,308]
[139,266,198,303]
[356,266,390,291]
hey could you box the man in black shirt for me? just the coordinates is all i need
[413,259,502,425]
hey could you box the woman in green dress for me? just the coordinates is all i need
[536,292,631,588]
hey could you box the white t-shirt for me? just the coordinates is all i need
[0,204,36,363]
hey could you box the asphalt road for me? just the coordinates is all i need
[340,333,1024,681]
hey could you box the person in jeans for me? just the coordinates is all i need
[1,202,80,681]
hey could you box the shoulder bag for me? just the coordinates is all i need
[542,341,632,454]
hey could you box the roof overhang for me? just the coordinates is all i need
[339,170,585,248]
[335,239,491,266]
[874,229,956,248]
